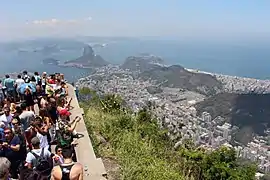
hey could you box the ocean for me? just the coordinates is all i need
[0,39,270,81]
[96,39,270,80]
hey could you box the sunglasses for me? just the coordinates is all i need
[12,122,18,125]
[4,131,11,134]
[57,149,62,152]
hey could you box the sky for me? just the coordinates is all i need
[0,0,270,40]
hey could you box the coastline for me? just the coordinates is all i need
[185,68,270,94]
[41,58,270,95]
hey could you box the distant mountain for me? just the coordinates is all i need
[42,58,60,65]
[121,55,222,95]
[74,36,138,42]
[195,92,270,144]
[139,64,223,96]
[17,45,60,55]
[1,38,85,52]
[121,54,165,72]
[64,45,108,68]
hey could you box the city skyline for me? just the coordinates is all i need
[0,1,270,40]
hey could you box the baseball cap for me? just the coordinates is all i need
[31,137,40,146]
[59,108,71,116]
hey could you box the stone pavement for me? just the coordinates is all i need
[67,84,107,180]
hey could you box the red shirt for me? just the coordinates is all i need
[48,79,55,84]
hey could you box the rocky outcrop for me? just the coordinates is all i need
[64,45,108,68]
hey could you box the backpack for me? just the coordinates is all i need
[30,148,51,172]
[20,168,48,180]
[57,128,73,148]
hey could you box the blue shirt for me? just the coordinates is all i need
[4,135,21,159]
[3,78,15,91]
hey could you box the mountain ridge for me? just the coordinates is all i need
[121,55,223,96]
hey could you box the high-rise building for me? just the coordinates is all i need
[235,146,242,158]
[223,128,229,140]
[259,156,266,166]
[264,162,270,173]
[242,148,249,159]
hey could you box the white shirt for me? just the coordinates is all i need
[36,132,49,150]
[40,98,48,108]
[25,148,51,164]
[15,78,25,88]
[41,78,46,85]
[19,111,35,131]
[0,114,12,127]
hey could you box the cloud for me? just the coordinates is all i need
[85,16,92,21]
[26,17,92,26]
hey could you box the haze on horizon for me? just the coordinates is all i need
[0,0,270,41]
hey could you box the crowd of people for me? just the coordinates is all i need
[0,71,84,180]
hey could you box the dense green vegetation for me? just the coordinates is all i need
[80,87,257,180]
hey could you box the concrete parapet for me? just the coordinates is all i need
[67,84,107,179]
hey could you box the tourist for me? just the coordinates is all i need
[51,147,83,180]
[22,71,30,82]
[3,74,15,99]
[41,72,47,93]
[39,94,48,109]
[0,107,12,127]
[35,85,44,108]
[10,102,16,115]
[55,79,62,91]
[32,116,50,150]
[16,74,25,88]
[48,98,58,126]
[13,105,22,118]
[75,85,79,99]
[16,74,25,101]
[57,111,82,160]
[48,74,56,84]
[19,103,35,149]
[11,116,27,161]
[2,98,11,109]
[0,157,11,180]
[0,80,5,103]
[0,70,84,178]
[30,76,37,87]
[53,146,64,166]
[57,96,72,112]
[24,87,35,112]
[59,74,64,81]
[39,108,55,144]
[25,137,52,177]
[34,72,41,86]
[2,127,21,179]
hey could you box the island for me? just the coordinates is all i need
[42,58,60,65]
[63,45,108,68]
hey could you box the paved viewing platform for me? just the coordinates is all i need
[67,84,107,180]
